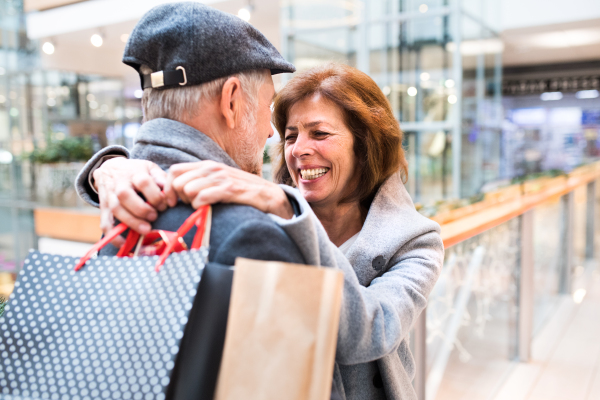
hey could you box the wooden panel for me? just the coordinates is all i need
[439,167,599,249]
[34,207,101,243]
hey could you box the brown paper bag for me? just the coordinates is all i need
[214,258,344,400]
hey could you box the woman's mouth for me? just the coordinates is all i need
[300,167,329,181]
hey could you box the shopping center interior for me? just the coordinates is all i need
[1,0,600,399]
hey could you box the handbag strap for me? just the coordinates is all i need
[74,223,128,271]
[75,205,212,272]
[154,205,211,272]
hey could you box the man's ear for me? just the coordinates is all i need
[220,77,243,130]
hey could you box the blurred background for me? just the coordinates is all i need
[1,1,600,399]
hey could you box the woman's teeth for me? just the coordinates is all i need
[300,168,329,180]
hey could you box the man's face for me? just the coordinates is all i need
[230,72,275,175]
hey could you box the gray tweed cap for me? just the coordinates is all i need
[124,2,295,90]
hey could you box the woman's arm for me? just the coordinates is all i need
[76,155,295,244]
[275,186,444,365]
[165,161,294,219]
[75,145,130,207]
[75,146,170,243]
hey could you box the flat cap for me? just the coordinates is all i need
[124,2,295,90]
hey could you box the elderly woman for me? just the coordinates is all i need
[81,63,443,400]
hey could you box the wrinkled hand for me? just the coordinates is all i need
[94,158,170,246]
[164,161,294,219]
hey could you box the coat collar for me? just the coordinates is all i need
[135,118,240,168]
[344,172,421,285]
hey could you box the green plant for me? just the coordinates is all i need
[29,136,95,164]
[263,146,271,164]
[0,296,6,318]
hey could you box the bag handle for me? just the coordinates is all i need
[75,205,212,272]
[154,205,211,272]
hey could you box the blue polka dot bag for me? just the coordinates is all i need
[0,205,230,400]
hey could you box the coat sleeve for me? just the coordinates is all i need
[276,185,444,365]
[74,145,130,207]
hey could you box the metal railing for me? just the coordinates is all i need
[413,165,600,400]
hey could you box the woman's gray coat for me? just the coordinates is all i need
[274,172,444,400]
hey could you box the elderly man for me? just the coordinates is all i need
[75,3,309,399]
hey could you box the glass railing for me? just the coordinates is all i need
[412,162,600,400]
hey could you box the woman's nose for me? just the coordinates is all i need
[291,134,313,158]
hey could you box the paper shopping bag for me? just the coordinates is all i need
[214,258,344,400]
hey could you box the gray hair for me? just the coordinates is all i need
[139,65,267,123]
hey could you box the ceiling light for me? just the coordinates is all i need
[419,4,428,13]
[446,39,504,55]
[91,34,103,47]
[407,87,417,96]
[86,94,95,102]
[0,149,13,164]
[527,28,600,49]
[420,72,430,81]
[573,288,586,304]
[540,92,563,101]
[237,7,251,22]
[448,94,457,104]
[134,89,143,99]
[576,89,599,99]
[445,79,455,88]
[47,98,56,107]
[382,86,391,95]
[120,34,129,43]
[42,41,55,55]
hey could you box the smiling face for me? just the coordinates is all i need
[284,93,357,207]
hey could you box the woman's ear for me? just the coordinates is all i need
[220,77,243,129]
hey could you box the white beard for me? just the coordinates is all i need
[229,107,263,176]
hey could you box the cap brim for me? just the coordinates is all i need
[270,67,295,75]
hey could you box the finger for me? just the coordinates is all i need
[109,193,152,235]
[131,173,167,212]
[99,206,113,233]
[115,183,158,221]
[170,169,205,204]
[99,201,126,248]
[110,235,126,248]
[190,183,237,209]
[148,163,168,189]
[182,176,225,206]
[169,162,203,178]
[163,171,179,208]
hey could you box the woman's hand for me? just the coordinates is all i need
[164,161,294,220]
[93,158,171,244]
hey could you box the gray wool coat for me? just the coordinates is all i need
[273,175,444,400]
[76,119,444,400]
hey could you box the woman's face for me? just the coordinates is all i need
[284,93,357,207]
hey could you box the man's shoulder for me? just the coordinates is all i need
[209,203,305,265]
[153,202,305,266]
[211,203,275,227]
[152,202,276,234]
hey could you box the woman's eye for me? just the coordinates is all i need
[284,134,297,142]
[314,131,329,138]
